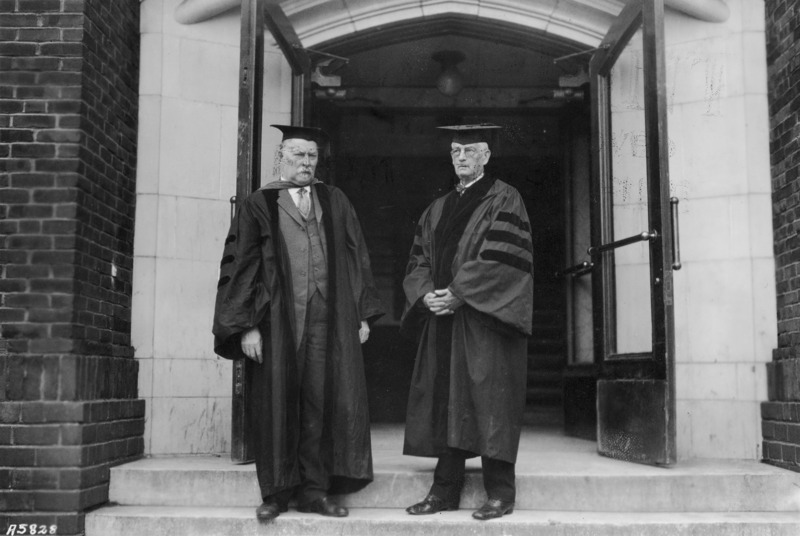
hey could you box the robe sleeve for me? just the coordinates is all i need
[449,188,534,336]
[212,196,271,359]
[339,190,384,324]
[400,206,436,332]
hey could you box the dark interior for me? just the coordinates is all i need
[307,17,592,426]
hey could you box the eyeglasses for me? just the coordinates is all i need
[450,146,483,158]
[286,150,318,161]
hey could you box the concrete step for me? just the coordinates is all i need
[527,369,563,384]
[107,428,800,513]
[85,506,800,536]
[523,404,564,427]
[532,308,562,322]
[527,339,566,353]
[530,323,563,338]
[528,353,566,368]
[526,386,563,404]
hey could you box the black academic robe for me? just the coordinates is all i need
[401,177,534,464]
[213,181,383,498]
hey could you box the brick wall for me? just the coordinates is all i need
[0,0,143,533]
[764,0,800,472]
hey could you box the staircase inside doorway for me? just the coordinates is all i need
[526,287,567,427]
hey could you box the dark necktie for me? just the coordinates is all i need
[297,188,310,219]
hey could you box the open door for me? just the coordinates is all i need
[589,0,678,465]
[231,0,310,463]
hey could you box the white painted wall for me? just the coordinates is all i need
[133,0,292,455]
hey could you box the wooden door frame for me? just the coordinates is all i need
[231,0,311,463]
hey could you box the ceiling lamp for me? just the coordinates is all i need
[432,50,465,97]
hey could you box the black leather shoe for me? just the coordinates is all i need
[297,496,349,517]
[406,493,459,515]
[255,500,286,522]
[472,498,514,520]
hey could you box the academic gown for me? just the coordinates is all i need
[401,176,534,464]
[213,181,384,498]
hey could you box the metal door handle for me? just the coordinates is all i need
[588,230,658,256]
[556,260,594,279]
[670,197,681,270]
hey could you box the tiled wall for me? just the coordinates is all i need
[665,0,775,459]
[133,0,292,455]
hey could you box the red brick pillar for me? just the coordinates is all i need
[763,0,800,472]
[0,1,143,533]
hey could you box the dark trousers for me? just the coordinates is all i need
[296,290,329,502]
[429,449,516,503]
[265,291,329,505]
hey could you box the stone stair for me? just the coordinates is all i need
[85,426,800,536]
[526,307,567,426]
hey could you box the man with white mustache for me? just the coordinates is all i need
[213,125,383,522]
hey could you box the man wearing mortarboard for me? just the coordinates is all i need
[212,125,383,522]
[401,123,534,521]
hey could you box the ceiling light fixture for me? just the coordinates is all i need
[432,50,465,97]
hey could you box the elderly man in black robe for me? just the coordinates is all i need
[213,125,383,522]
[401,124,534,521]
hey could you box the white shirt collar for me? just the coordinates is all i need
[280,180,310,209]
[459,172,484,190]
[279,178,309,199]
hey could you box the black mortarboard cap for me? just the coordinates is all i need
[270,124,329,148]
[437,123,502,145]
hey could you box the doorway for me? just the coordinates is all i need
[232,0,680,466]
[307,22,593,428]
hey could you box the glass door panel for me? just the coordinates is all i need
[609,27,652,356]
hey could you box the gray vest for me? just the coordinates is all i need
[278,189,328,347]
[304,201,328,299]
